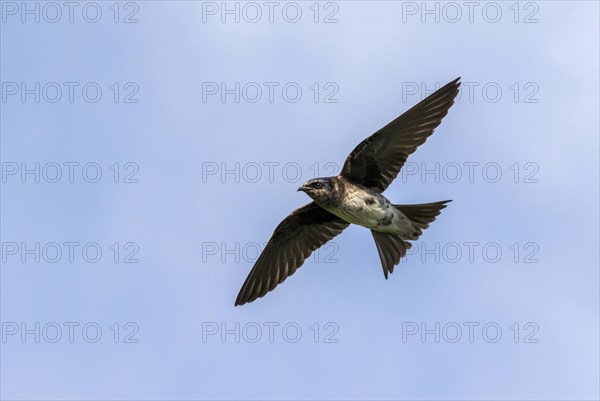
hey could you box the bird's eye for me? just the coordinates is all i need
[313,182,323,189]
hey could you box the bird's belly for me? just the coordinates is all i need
[327,192,396,229]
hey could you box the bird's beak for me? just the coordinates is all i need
[297,186,309,192]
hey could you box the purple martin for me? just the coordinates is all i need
[235,78,460,306]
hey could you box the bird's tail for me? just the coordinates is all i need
[371,200,451,279]
[394,200,452,237]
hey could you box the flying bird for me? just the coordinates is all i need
[235,78,460,306]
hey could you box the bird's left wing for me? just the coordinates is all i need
[235,202,349,306]
[340,78,461,192]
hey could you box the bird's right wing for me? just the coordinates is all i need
[340,78,461,192]
[235,202,349,306]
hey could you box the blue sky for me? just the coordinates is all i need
[1,1,599,400]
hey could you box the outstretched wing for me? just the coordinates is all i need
[340,78,461,192]
[235,202,349,306]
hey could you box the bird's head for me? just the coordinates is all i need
[297,177,335,203]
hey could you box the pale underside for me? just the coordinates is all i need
[319,188,417,238]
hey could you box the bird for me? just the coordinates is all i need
[235,77,461,306]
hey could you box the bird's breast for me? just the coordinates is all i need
[324,187,394,229]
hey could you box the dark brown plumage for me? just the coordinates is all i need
[235,78,461,306]
[235,202,349,306]
[374,200,451,279]
[340,78,461,192]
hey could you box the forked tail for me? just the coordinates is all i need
[371,200,451,278]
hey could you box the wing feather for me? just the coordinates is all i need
[340,78,461,191]
[235,202,349,306]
